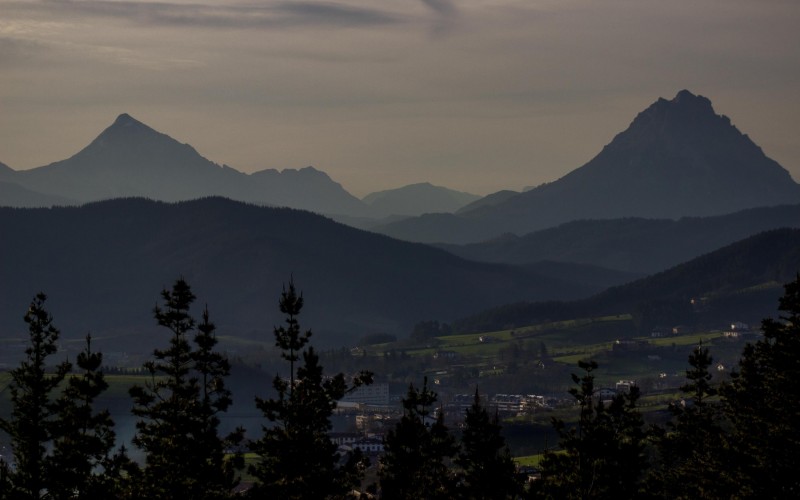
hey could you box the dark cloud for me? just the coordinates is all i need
[276,2,403,28]
[420,0,458,36]
[32,0,404,29]
[421,0,457,16]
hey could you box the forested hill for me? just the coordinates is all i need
[454,228,800,333]
[438,204,800,274]
[0,197,589,354]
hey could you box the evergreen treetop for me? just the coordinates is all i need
[0,293,71,500]
[249,279,372,499]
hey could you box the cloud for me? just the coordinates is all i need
[26,0,404,30]
[421,0,458,36]
[421,0,456,16]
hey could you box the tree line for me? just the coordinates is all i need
[1,275,799,498]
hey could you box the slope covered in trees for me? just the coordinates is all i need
[439,204,800,274]
[2,275,800,498]
[454,228,800,333]
[0,197,590,355]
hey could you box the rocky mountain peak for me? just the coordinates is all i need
[459,90,800,236]
[97,113,162,141]
[111,113,146,128]
[671,89,712,107]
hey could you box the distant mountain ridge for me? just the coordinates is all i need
[362,182,480,217]
[454,228,800,333]
[0,114,369,217]
[0,181,76,208]
[438,204,800,274]
[0,197,598,355]
[374,90,800,244]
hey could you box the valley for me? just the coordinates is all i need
[1,88,799,496]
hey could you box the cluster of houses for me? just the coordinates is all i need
[443,392,552,417]
[329,432,385,455]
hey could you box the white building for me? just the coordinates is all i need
[339,382,390,406]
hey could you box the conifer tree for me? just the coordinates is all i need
[46,334,127,499]
[721,275,800,497]
[380,377,457,500]
[535,360,647,499]
[249,280,372,499]
[191,307,244,498]
[649,343,734,498]
[455,388,521,500]
[129,278,241,499]
[0,293,71,500]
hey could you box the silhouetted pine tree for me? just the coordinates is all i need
[721,274,800,497]
[380,377,457,499]
[0,293,71,500]
[192,307,245,498]
[534,360,648,499]
[46,334,129,499]
[455,388,521,500]
[129,279,241,499]
[649,343,735,499]
[248,280,372,499]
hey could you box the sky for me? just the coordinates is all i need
[1,0,799,197]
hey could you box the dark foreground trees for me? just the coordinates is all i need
[649,343,735,499]
[379,377,458,499]
[248,280,373,499]
[721,275,800,497]
[3,275,800,499]
[0,296,129,499]
[533,275,800,499]
[456,389,522,500]
[0,294,71,499]
[129,278,243,499]
[534,360,648,499]
[46,334,128,499]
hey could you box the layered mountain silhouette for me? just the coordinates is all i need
[374,90,800,243]
[0,114,368,216]
[454,228,800,333]
[439,204,800,274]
[362,182,480,217]
[0,197,596,356]
[0,181,76,207]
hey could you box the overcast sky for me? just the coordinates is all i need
[1,0,798,196]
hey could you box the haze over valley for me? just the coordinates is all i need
[2,2,800,495]
[1,89,799,355]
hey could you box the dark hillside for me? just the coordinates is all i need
[454,229,800,333]
[439,204,800,274]
[0,198,587,358]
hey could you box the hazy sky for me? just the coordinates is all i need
[1,0,798,197]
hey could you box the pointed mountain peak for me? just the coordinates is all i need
[673,88,700,101]
[106,113,155,133]
[669,89,713,111]
[89,113,174,149]
[621,89,727,144]
[112,112,139,125]
[69,113,205,171]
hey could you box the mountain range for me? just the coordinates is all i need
[0,197,600,358]
[0,114,361,216]
[0,115,481,219]
[438,204,800,274]
[3,90,798,239]
[1,90,799,357]
[454,228,800,334]
[362,182,480,217]
[372,90,800,243]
